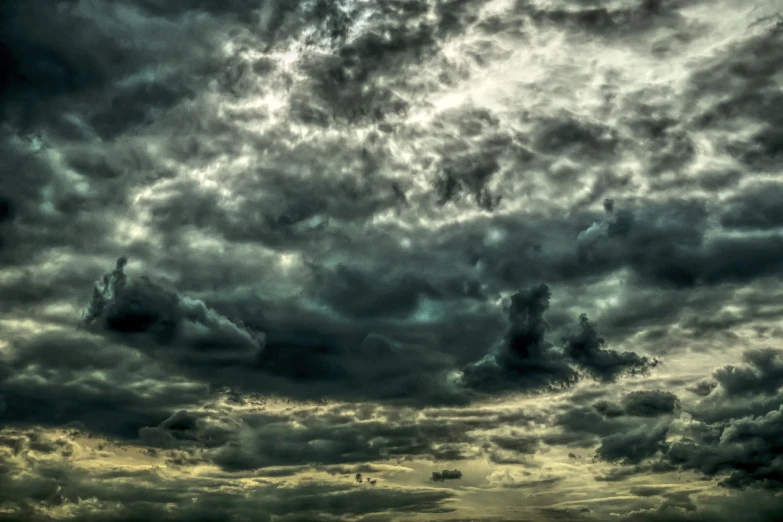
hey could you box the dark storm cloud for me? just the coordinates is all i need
[290,4,434,126]
[82,257,266,371]
[173,162,407,247]
[0,0,215,139]
[3,0,783,519]
[687,381,717,397]
[121,189,783,398]
[573,198,783,290]
[131,0,280,20]
[0,433,455,522]
[575,200,708,288]
[523,0,693,38]
[546,389,680,466]
[563,314,658,382]
[0,0,237,280]
[137,409,233,450]
[461,284,579,393]
[194,408,480,470]
[0,140,115,268]
[136,403,552,473]
[555,350,783,488]
[547,404,625,448]
[462,284,656,393]
[712,348,783,398]
[593,400,626,418]
[530,112,620,160]
[489,434,540,455]
[0,331,209,437]
[624,491,783,522]
[310,263,484,320]
[687,17,783,171]
[76,258,482,406]
[77,255,662,408]
[666,405,783,490]
[432,469,463,482]
[633,349,783,490]
[0,253,111,317]
[720,182,783,231]
[427,108,512,210]
[596,421,670,464]
[620,390,680,417]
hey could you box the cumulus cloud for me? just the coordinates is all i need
[620,390,680,417]
[82,257,266,369]
[712,348,783,398]
[460,284,578,392]
[462,284,656,393]
[563,313,658,382]
[650,348,783,490]
[666,405,783,490]
[596,421,670,465]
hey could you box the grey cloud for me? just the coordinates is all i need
[0,332,209,438]
[720,182,783,231]
[489,435,540,455]
[688,17,783,171]
[659,349,783,489]
[462,284,657,393]
[82,257,266,372]
[4,0,783,519]
[687,381,718,397]
[565,351,783,488]
[206,409,479,470]
[713,348,783,398]
[432,469,463,482]
[0,0,215,139]
[134,403,508,472]
[630,486,672,497]
[524,0,693,38]
[624,488,783,522]
[531,112,620,160]
[621,390,680,417]
[79,258,661,407]
[460,284,578,393]
[311,263,484,320]
[596,421,670,465]
[666,406,783,489]
[594,400,626,418]
[548,394,679,467]
[564,314,658,382]
[0,434,455,522]
[547,404,621,449]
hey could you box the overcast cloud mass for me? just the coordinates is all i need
[2,0,783,520]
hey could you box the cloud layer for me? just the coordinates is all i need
[2,0,783,520]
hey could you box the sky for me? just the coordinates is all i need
[1,0,783,520]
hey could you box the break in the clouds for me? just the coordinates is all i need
[2,0,783,520]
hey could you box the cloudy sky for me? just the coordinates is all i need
[2,0,783,520]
